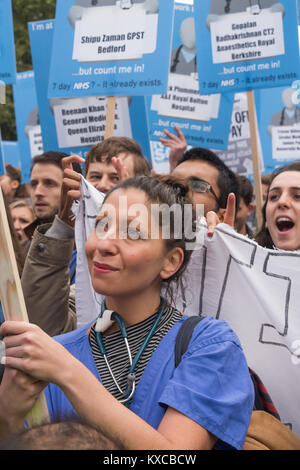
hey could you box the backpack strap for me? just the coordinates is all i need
[174,316,205,368]
[249,368,280,420]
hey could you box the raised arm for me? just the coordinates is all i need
[0,321,216,450]
[160,125,188,172]
[21,155,85,336]
[0,318,253,450]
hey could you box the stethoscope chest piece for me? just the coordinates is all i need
[95,309,115,333]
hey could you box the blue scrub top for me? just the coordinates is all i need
[69,249,77,285]
[45,316,254,450]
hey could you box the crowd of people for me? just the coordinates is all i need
[0,128,299,451]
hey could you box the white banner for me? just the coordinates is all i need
[210,10,285,64]
[272,125,300,160]
[73,178,105,328]
[173,223,300,438]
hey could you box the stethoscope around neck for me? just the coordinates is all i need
[171,45,197,74]
[94,297,165,406]
[279,107,300,126]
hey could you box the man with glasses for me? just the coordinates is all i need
[172,147,240,221]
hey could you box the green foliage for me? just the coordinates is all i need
[0,0,56,140]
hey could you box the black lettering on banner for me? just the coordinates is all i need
[259,252,300,359]
[203,228,257,319]
[198,228,300,361]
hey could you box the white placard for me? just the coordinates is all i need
[231,92,250,142]
[73,4,158,62]
[272,125,300,160]
[155,74,219,122]
[28,125,43,158]
[210,10,285,64]
[207,93,221,119]
[53,96,132,148]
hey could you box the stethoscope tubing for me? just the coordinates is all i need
[96,298,165,405]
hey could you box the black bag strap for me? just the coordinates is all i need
[174,316,205,368]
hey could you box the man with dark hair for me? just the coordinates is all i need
[18,152,82,336]
[0,419,122,450]
[25,151,82,240]
[0,164,22,204]
[172,147,240,220]
[234,174,255,237]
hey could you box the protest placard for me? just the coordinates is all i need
[147,1,233,149]
[48,0,174,98]
[0,187,50,428]
[29,19,92,158]
[29,20,151,161]
[13,71,44,183]
[194,1,300,225]
[256,84,300,172]
[215,93,254,176]
[2,141,20,169]
[195,0,300,94]
[0,0,16,85]
[146,1,234,172]
[147,90,234,165]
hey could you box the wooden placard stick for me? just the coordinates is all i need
[246,90,263,231]
[0,187,50,427]
[105,96,116,139]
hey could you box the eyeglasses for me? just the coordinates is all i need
[189,177,219,202]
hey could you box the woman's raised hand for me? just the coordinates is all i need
[206,193,236,238]
[0,321,76,386]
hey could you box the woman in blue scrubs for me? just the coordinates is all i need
[0,175,254,450]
